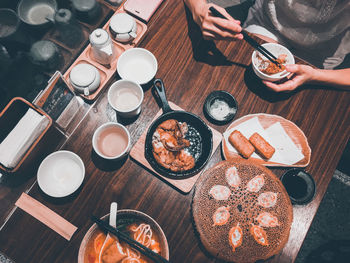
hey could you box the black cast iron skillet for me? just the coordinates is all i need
[145,79,213,180]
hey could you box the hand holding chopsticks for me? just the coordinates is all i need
[91,215,170,263]
[208,6,280,67]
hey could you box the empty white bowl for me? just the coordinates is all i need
[117,48,157,85]
[252,43,294,82]
[37,151,85,198]
[108,79,144,118]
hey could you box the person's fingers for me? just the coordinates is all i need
[208,3,241,24]
[202,19,242,40]
[202,3,242,40]
[202,24,242,40]
[263,75,305,92]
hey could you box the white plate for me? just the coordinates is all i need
[37,150,85,197]
[117,48,157,85]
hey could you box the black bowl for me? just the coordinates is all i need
[203,90,238,125]
[281,168,316,205]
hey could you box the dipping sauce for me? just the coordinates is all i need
[96,126,128,157]
[114,87,140,111]
[282,174,307,199]
[209,99,235,121]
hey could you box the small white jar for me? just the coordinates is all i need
[69,63,101,96]
[109,13,137,43]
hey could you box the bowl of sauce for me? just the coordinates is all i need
[281,168,316,205]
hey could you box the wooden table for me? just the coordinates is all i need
[1,1,349,262]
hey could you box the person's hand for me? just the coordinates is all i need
[263,64,316,92]
[192,3,243,41]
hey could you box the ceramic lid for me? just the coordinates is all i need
[55,9,72,24]
[72,0,96,11]
[70,63,96,87]
[89,28,109,46]
[110,13,135,34]
[30,40,58,62]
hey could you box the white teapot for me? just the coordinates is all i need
[89,28,116,65]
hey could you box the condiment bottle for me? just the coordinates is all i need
[89,28,116,65]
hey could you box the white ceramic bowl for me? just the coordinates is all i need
[37,150,85,198]
[92,122,131,160]
[78,209,170,263]
[117,48,157,85]
[108,79,144,118]
[252,43,295,82]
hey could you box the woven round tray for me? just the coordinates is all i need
[192,160,293,262]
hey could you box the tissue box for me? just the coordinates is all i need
[0,97,52,174]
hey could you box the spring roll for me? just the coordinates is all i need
[228,130,255,158]
[249,132,275,159]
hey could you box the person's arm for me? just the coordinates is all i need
[183,0,243,40]
[263,65,350,92]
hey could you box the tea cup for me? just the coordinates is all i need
[92,122,131,160]
[108,80,144,118]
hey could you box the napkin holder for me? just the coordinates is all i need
[0,97,53,174]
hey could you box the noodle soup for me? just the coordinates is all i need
[79,210,169,263]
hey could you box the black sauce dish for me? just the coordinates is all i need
[281,168,316,205]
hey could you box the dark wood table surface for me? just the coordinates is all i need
[1,1,349,262]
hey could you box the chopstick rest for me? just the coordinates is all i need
[15,193,77,241]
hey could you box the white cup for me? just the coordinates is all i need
[108,79,144,118]
[92,122,131,160]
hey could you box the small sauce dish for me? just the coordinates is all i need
[281,168,316,205]
[37,150,85,198]
[203,90,238,125]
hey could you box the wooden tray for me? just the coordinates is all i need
[63,9,147,101]
[222,113,311,167]
[130,102,222,194]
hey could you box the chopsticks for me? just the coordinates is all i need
[208,6,280,66]
[91,215,170,263]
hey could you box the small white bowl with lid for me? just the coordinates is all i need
[109,13,137,43]
[69,63,101,95]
